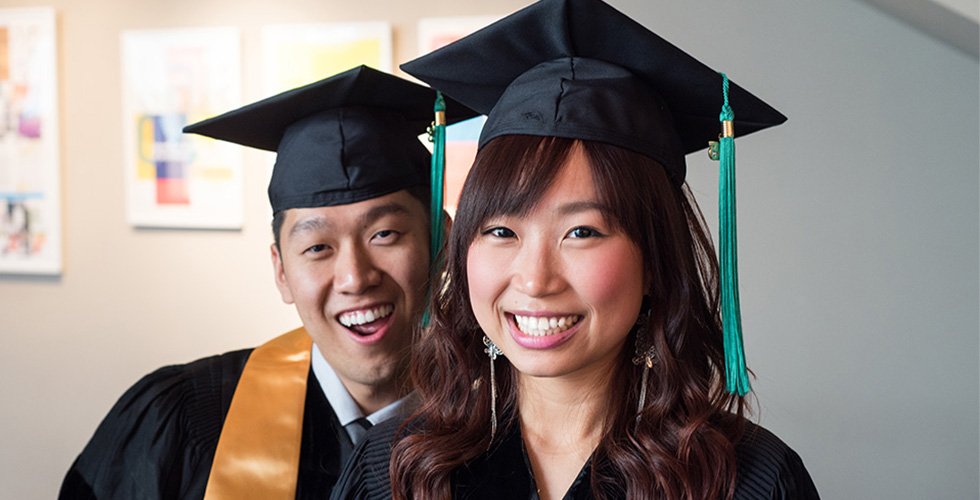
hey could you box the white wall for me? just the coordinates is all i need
[636,1,978,498]
[0,0,976,498]
[933,0,978,22]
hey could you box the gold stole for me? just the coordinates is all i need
[203,327,312,500]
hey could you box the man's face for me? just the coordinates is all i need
[271,190,429,398]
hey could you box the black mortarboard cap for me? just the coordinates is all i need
[183,65,477,213]
[400,0,786,184]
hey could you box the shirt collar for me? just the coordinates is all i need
[311,343,418,427]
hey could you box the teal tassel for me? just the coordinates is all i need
[422,92,447,327]
[430,91,447,266]
[715,73,751,395]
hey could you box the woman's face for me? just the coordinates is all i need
[466,144,646,381]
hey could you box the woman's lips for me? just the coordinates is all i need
[512,313,581,336]
[507,312,583,349]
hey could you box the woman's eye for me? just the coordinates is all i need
[483,226,516,238]
[568,226,603,238]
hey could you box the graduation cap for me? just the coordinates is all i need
[183,65,476,215]
[402,0,787,395]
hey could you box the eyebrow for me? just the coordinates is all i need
[556,201,611,216]
[288,216,330,238]
[287,202,414,239]
[359,202,412,226]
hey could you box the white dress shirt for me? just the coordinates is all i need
[311,343,417,444]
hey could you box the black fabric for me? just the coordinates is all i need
[59,347,351,500]
[330,418,402,500]
[450,423,591,500]
[59,349,251,500]
[401,0,786,185]
[297,363,353,499]
[732,425,821,500]
[331,419,819,500]
[183,65,477,213]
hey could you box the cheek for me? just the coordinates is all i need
[466,243,506,319]
[282,261,329,309]
[385,239,431,304]
[572,241,645,318]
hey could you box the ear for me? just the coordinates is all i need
[271,243,295,304]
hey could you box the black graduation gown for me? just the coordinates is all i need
[59,348,354,499]
[331,418,820,500]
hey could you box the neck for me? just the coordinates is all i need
[345,370,409,416]
[517,368,613,449]
[517,364,620,500]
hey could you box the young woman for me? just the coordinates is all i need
[332,1,818,499]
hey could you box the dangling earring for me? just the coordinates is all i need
[483,335,503,440]
[631,301,655,433]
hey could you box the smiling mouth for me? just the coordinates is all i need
[338,304,394,335]
[512,314,582,337]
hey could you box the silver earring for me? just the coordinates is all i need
[483,335,503,440]
[631,305,655,433]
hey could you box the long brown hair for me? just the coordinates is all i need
[391,135,747,499]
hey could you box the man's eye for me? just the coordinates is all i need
[305,244,327,253]
[568,226,603,238]
[483,227,516,238]
[373,229,400,243]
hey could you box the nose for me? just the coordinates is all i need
[333,242,382,294]
[511,237,565,297]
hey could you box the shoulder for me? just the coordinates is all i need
[733,422,820,500]
[59,348,253,500]
[331,417,407,500]
[99,347,255,447]
[114,348,254,448]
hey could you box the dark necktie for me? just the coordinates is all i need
[345,417,372,445]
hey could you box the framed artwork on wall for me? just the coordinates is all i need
[0,7,61,275]
[121,27,243,229]
[261,22,393,96]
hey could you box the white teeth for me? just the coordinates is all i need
[513,314,580,337]
[339,305,393,327]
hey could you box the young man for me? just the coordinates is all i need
[59,66,473,499]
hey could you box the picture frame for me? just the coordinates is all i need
[121,27,244,229]
[0,7,61,275]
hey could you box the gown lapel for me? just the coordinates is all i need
[451,423,596,500]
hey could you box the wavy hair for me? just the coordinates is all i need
[391,135,747,500]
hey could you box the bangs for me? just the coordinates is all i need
[452,134,679,250]
[580,140,677,250]
[453,135,578,242]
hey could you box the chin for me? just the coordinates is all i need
[356,361,405,385]
[508,361,570,379]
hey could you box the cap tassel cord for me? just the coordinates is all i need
[430,91,447,265]
[714,73,751,395]
[423,92,447,327]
